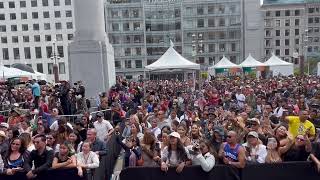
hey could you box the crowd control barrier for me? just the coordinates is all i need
[120,162,320,180]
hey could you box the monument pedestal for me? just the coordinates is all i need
[68,40,115,98]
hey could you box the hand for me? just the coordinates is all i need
[176,162,185,173]
[317,163,320,173]
[78,169,83,177]
[6,169,13,175]
[66,157,73,164]
[153,156,161,162]
[161,162,168,172]
[223,157,230,165]
[26,171,36,179]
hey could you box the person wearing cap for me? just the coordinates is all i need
[242,131,267,163]
[160,132,191,173]
[7,108,22,128]
[93,112,114,142]
[0,122,9,134]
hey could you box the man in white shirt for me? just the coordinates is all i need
[93,112,114,142]
[242,131,267,163]
[167,111,180,123]
[236,88,246,109]
[150,118,161,140]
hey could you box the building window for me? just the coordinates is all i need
[11,25,17,31]
[275,49,280,56]
[197,7,204,15]
[35,47,42,58]
[23,36,29,42]
[32,35,39,44]
[32,12,38,19]
[135,60,142,68]
[309,8,314,13]
[0,25,6,32]
[285,10,290,16]
[265,30,271,37]
[315,17,320,24]
[9,1,15,8]
[42,0,48,6]
[59,62,65,74]
[218,5,225,13]
[122,10,129,18]
[275,11,281,17]
[295,10,300,16]
[295,19,300,26]
[12,36,18,43]
[22,24,28,31]
[295,29,299,35]
[13,48,20,59]
[66,10,72,17]
[276,40,280,46]
[209,57,215,65]
[54,0,60,6]
[285,19,290,26]
[0,2,3,8]
[285,49,290,55]
[276,30,280,36]
[65,0,71,5]
[285,29,290,36]
[37,63,43,73]
[48,63,53,74]
[209,44,215,52]
[43,11,49,18]
[197,19,204,28]
[66,22,73,29]
[2,48,9,60]
[135,47,141,55]
[67,34,73,40]
[123,23,130,31]
[295,38,299,45]
[44,23,50,30]
[124,48,131,56]
[275,20,280,26]
[285,39,290,46]
[231,43,236,52]
[24,47,31,59]
[55,11,61,18]
[55,23,62,30]
[21,13,27,19]
[46,46,52,58]
[1,37,7,43]
[112,23,119,31]
[10,13,16,20]
[0,14,5,20]
[208,18,215,27]
[265,40,270,47]
[45,35,51,41]
[132,9,139,18]
[208,6,214,14]
[133,22,140,30]
[33,24,40,31]
[219,44,225,52]
[115,61,121,69]
[57,46,64,57]
[56,34,63,41]
[266,11,271,16]
[31,0,37,7]
[125,60,132,68]
[219,18,225,26]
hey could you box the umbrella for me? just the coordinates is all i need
[11,63,35,73]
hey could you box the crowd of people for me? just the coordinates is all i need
[0,75,320,179]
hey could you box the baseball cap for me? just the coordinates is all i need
[169,132,180,139]
[248,118,260,125]
[96,112,104,117]
[0,122,9,129]
[247,131,259,138]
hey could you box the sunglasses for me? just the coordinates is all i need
[46,137,53,140]
[227,135,233,138]
[296,137,305,142]
[11,143,21,146]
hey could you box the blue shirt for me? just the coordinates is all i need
[31,83,40,97]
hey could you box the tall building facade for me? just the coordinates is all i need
[106,0,243,79]
[260,0,320,66]
[0,0,75,82]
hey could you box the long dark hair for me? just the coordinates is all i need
[6,138,26,159]
[168,138,188,163]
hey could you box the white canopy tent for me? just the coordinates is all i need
[0,65,35,79]
[213,55,240,69]
[145,42,200,71]
[240,54,266,67]
[264,53,294,76]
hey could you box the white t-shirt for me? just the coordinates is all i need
[93,119,114,142]
[242,143,267,163]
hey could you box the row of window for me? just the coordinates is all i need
[0,22,73,32]
[185,4,239,15]
[265,29,302,37]
[265,19,302,27]
[0,0,71,9]
[308,7,320,14]
[268,46,320,57]
[2,46,65,60]
[115,60,143,69]
[265,39,301,47]
[308,17,320,24]
[0,11,72,20]
[0,34,73,44]
[266,9,302,17]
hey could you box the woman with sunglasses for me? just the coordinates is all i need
[3,138,30,175]
[281,133,312,162]
[46,133,59,153]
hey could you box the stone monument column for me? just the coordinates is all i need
[68,0,116,98]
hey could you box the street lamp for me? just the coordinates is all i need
[300,29,310,75]
[50,39,60,83]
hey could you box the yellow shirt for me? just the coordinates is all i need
[287,116,316,137]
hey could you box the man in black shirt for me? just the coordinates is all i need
[310,142,320,172]
[26,134,54,179]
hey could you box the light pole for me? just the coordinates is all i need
[300,29,309,75]
[50,39,60,83]
[192,33,203,90]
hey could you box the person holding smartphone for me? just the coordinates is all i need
[3,138,30,175]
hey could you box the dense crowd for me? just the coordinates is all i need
[0,75,320,180]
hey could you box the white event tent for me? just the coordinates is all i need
[145,42,200,71]
[264,53,294,76]
[240,54,266,68]
[213,55,240,69]
[0,65,34,79]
